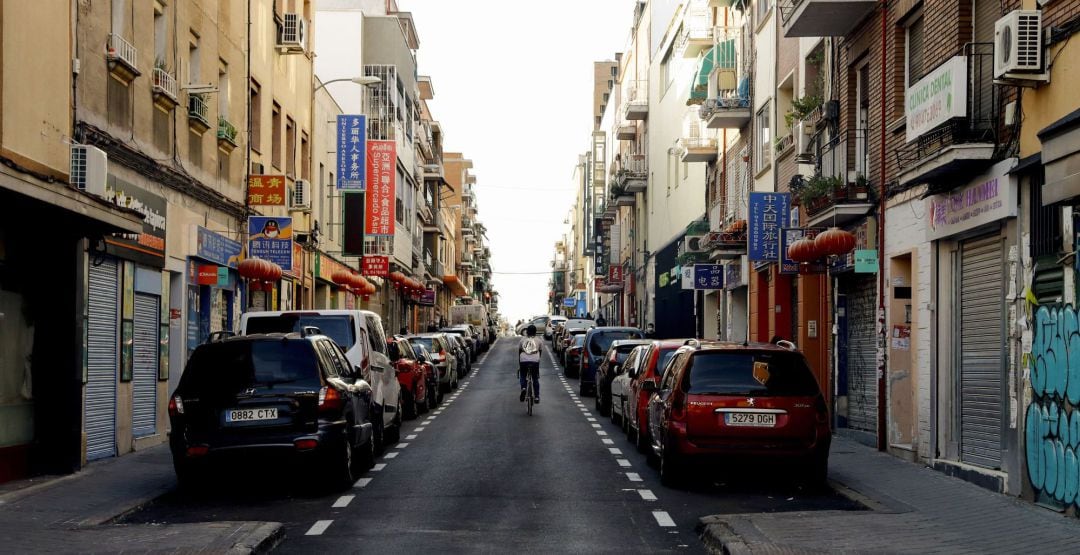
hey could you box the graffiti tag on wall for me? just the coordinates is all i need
[1027,305,1080,508]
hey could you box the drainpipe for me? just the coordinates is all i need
[876,0,889,452]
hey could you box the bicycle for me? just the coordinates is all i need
[521,363,538,415]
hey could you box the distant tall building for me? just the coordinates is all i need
[592,59,619,130]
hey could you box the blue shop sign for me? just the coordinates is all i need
[195,226,242,268]
[693,264,724,289]
[748,192,791,262]
[336,114,366,190]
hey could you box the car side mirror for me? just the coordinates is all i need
[641,381,657,392]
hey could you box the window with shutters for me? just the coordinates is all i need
[906,13,925,87]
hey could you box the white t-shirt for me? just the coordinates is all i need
[519,337,541,363]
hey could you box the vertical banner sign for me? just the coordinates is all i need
[342,192,365,256]
[608,265,623,285]
[248,216,293,269]
[609,224,621,264]
[336,115,366,190]
[748,192,791,262]
[694,264,724,289]
[365,140,396,236]
[247,175,287,206]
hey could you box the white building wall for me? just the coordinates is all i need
[752,7,777,193]
[884,188,933,460]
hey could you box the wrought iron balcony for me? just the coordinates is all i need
[187,94,211,134]
[151,68,178,110]
[612,153,648,194]
[779,0,878,38]
[797,129,875,227]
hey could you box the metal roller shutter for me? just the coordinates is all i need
[959,235,1005,468]
[846,275,878,434]
[132,293,159,438]
[86,259,118,461]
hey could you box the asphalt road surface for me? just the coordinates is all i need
[125,337,861,553]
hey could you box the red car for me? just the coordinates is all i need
[644,340,830,487]
[388,336,428,420]
[625,340,686,454]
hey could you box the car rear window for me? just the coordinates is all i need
[245,315,355,350]
[572,335,585,347]
[180,341,322,397]
[590,330,644,356]
[657,349,678,374]
[685,351,820,396]
[410,337,435,353]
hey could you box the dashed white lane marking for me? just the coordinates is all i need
[414,427,425,432]
[596,430,608,436]
[396,443,409,449]
[638,489,658,501]
[332,495,355,508]
[425,417,436,422]
[652,511,677,527]
[406,434,417,440]
[354,478,373,488]
[372,463,387,471]
[306,520,334,535]
[587,418,597,422]
[608,447,622,454]
[591,424,602,429]
[602,439,615,445]
[384,452,399,459]
[627,472,642,482]
[617,458,631,467]
[434,411,444,415]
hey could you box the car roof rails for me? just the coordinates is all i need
[300,326,323,338]
[776,339,798,351]
[207,331,236,343]
[683,338,701,348]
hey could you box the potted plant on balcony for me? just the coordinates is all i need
[801,174,833,215]
[830,175,848,202]
[851,173,869,200]
[784,93,823,128]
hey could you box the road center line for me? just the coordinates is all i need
[414,427,425,432]
[406,434,417,440]
[596,430,608,436]
[608,447,622,454]
[587,418,597,422]
[602,439,615,445]
[354,478,372,488]
[332,495,354,508]
[591,424,602,428]
[626,472,642,482]
[305,520,334,535]
[384,452,399,459]
[652,511,676,527]
[638,489,657,501]
[372,463,387,471]
[616,458,631,467]
[396,443,409,449]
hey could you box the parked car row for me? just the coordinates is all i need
[595,337,832,488]
[168,309,478,491]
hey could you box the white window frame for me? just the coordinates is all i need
[755,101,772,173]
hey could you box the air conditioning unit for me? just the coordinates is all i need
[291,179,311,211]
[70,145,108,198]
[684,234,708,253]
[277,13,307,52]
[994,10,1044,79]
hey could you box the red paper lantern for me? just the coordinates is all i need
[815,227,857,257]
[237,259,261,280]
[787,238,820,263]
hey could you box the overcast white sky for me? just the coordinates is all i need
[400,0,638,324]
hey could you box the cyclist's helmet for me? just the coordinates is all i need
[526,324,537,336]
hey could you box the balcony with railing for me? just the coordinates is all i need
[779,0,877,38]
[676,3,715,58]
[894,46,1002,191]
[680,108,718,163]
[696,28,751,129]
[616,121,637,141]
[187,94,211,134]
[419,200,435,228]
[217,116,239,153]
[623,80,649,121]
[611,153,648,194]
[151,68,179,110]
[106,34,140,82]
[795,129,875,227]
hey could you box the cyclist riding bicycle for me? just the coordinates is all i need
[519,324,541,404]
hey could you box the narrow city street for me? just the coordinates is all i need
[121,338,859,552]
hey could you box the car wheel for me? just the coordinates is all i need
[451,374,459,389]
[329,436,356,490]
[579,383,588,396]
[659,440,687,488]
[387,395,402,445]
[402,389,417,420]
[417,386,430,415]
[612,401,622,427]
[801,452,829,490]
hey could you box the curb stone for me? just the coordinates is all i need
[226,522,285,554]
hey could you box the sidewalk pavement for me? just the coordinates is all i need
[0,444,282,554]
[698,435,1080,554]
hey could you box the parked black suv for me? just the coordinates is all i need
[168,331,376,490]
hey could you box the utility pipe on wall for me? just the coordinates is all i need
[876,0,889,452]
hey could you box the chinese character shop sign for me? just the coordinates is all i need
[248,216,293,269]
[337,115,366,190]
[365,140,396,236]
[248,175,286,206]
[362,255,390,277]
[748,192,791,262]
[694,265,724,289]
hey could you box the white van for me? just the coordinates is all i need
[239,309,401,447]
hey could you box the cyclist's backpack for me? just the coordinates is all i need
[522,338,539,355]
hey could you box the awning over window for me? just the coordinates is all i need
[688,41,742,106]
[688,47,716,105]
[442,274,470,297]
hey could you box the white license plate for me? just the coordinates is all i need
[226,408,278,422]
[725,412,776,427]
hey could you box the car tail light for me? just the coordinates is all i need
[168,395,184,416]
[583,357,590,370]
[318,386,345,413]
[814,395,829,423]
[186,445,209,457]
[670,389,687,421]
[294,438,318,450]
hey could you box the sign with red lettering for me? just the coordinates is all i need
[362,255,390,277]
[608,265,623,284]
[196,264,219,285]
[365,141,396,236]
[247,175,287,206]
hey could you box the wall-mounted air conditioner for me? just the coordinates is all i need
[277,13,307,53]
[994,10,1048,83]
[291,179,311,211]
[70,145,108,198]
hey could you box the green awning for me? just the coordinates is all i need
[688,41,740,105]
